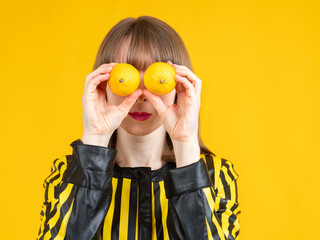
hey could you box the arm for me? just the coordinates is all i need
[163,154,241,240]
[36,139,117,240]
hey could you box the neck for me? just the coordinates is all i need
[114,125,168,170]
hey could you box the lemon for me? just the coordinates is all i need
[108,63,141,96]
[144,62,176,95]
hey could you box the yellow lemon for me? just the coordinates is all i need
[144,62,176,95]
[108,63,141,96]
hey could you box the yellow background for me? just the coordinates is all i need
[0,0,319,239]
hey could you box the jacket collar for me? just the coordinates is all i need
[113,161,176,182]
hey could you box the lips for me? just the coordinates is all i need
[129,112,152,121]
[129,112,152,116]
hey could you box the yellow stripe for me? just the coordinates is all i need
[214,197,220,213]
[229,177,237,202]
[205,216,213,239]
[220,197,233,236]
[37,199,51,239]
[213,156,222,191]
[43,191,60,240]
[46,158,62,179]
[119,178,131,239]
[51,163,67,187]
[103,177,118,238]
[231,212,240,237]
[220,163,233,186]
[213,197,241,238]
[43,183,74,240]
[38,184,53,239]
[37,203,47,239]
[45,156,67,185]
[48,184,74,234]
[39,157,68,239]
[202,186,225,238]
[159,180,169,240]
[55,197,75,240]
[220,180,241,237]
[136,185,139,240]
[43,227,52,240]
[47,181,56,205]
[226,161,238,179]
[151,183,157,240]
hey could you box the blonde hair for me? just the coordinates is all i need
[92,16,215,162]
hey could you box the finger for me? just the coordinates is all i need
[143,89,168,119]
[173,66,201,107]
[172,64,199,81]
[85,63,117,87]
[87,63,116,80]
[116,89,143,117]
[174,75,196,99]
[174,68,200,89]
[86,73,110,94]
[172,64,197,80]
[167,60,174,66]
[174,68,201,104]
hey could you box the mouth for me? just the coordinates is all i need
[129,112,152,121]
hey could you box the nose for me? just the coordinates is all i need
[136,71,147,103]
[136,94,146,103]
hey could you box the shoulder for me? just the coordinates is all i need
[200,153,239,191]
[43,155,72,187]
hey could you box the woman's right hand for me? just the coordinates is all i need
[81,63,142,147]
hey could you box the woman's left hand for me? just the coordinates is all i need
[143,61,201,144]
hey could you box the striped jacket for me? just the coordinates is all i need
[36,139,241,240]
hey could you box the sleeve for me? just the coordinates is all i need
[163,155,241,240]
[36,139,117,240]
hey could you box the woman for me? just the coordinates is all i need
[36,16,241,240]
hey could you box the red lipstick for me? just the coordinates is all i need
[129,112,152,121]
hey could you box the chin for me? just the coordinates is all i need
[123,125,153,136]
[121,118,161,136]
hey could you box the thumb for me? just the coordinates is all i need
[117,89,143,116]
[143,89,168,118]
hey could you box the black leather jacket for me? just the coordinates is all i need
[36,139,240,240]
